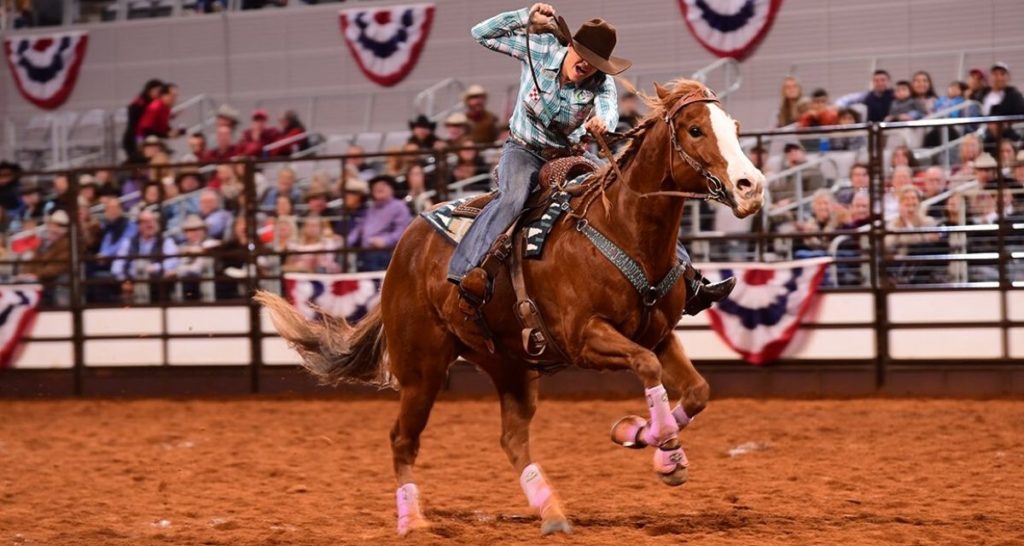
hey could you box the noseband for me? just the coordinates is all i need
[647,89,735,208]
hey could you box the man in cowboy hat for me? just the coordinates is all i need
[463,84,502,144]
[447,3,733,316]
[407,115,440,151]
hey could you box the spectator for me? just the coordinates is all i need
[271,214,297,252]
[885,166,915,217]
[846,192,871,228]
[771,142,825,204]
[18,210,71,303]
[886,80,925,121]
[271,110,309,157]
[0,160,24,214]
[442,113,471,147]
[129,182,161,217]
[830,108,865,151]
[981,121,1022,156]
[76,196,102,255]
[999,140,1018,176]
[43,174,69,215]
[890,145,919,171]
[337,178,368,239]
[274,195,294,217]
[617,90,643,132]
[303,183,334,218]
[799,88,839,128]
[175,215,220,300]
[974,153,1000,189]
[215,216,252,300]
[956,133,982,172]
[939,192,969,228]
[258,167,300,210]
[449,137,488,184]
[847,69,894,123]
[966,68,989,102]
[197,189,233,241]
[204,125,240,164]
[407,115,440,151]
[347,175,412,271]
[90,199,137,302]
[283,215,342,273]
[215,104,240,132]
[463,85,501,144]
[180,132,208,164]
[78,174,100,210]
[403,163,433,214]
[835,163,870,206]
[383,144,422,178]
[748,145,769,172]
[136,83,179,139]
[776,76,809,127]
[122,79,163,162]
[344,145,378,181]
[885,187,940,283]
[934,80,968,117]
[211,164,244,211]
[112,210,179,303]
[982,62,1024,116]
[921,166,948,219]
[911,70,938,115]
[17,182,45,223]
[238,109,280,158]
[1014,151,1024,186]
[139,135,168,163]
[795,189,842,258]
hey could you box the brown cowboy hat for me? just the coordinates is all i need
[553,16,632,76]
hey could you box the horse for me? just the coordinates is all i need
[256,78,766,537]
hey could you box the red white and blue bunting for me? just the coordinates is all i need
[0,284,42,368]
[338,3,435,87]
[703,257,828,365]
[283,272,382,323]
[4,31,89,110]
[677,0,782,60]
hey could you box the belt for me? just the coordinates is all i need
[509,134,580,161]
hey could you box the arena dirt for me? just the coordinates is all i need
[1,397,1022,545]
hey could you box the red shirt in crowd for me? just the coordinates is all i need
[136,99,173,138]
[269,127,308,157]
[238,127,281,158]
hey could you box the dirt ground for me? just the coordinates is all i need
[1,397,1023,546]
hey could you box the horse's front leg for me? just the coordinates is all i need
[579,319,688,486]
[491,365,572,535]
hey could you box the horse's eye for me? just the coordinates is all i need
[688,126,703,138]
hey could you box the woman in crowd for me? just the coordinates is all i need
[123,79,164,162]
[282,215,342,273]
[403,163,433,214]
[911,70,938,115]
[890,145,919,172]
[795,189,844,258]
[271,110,309,157]
[449,137,488,186]
[776,76,809,127]
[885,186,941,284]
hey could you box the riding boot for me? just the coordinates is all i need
[683,264,736,316]
[453,234,512,315]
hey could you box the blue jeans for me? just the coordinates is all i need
[448,140,545,280]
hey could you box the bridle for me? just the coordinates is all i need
[647,88,736,208]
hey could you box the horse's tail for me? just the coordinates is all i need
[254,290,394,389]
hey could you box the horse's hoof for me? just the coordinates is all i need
[541,518,573,535]
[658,465,689,487]
[610,415,649,449]
[397,516,430,537]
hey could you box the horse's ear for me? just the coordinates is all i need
[653,82,671,101]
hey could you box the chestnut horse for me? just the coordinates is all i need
[257,79,765,537]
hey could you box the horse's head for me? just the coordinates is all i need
[651,80,765,218]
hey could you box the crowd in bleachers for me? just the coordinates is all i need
[3,61,1024,305]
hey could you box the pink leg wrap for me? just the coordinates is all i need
[672,405,693,429]
[520,464,553,512]
[395,483,424,535]
[653,442,689,473]
[643,385,679,447]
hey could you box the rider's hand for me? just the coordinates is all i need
[585,116,607,135]
[529,3,556,26]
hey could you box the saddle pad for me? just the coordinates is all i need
[422,195,479,245]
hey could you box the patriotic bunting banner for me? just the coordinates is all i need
[283,272,383,322]
[339,3,435,87]
[703,258,829,365]
[0,285,42,368]
[677,0,782,60]
[4,31,89,110]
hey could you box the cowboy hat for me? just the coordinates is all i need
[341,177,369,195]
[552,16,632,75]
[445,112,469,126]
[408,115,436,131]
[974,153,998,170]
[79,174,99,187]
[462,84,487,101]
[49,210,70,227]
[182,214,207,231]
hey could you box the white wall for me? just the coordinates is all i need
[3,0,1024,141]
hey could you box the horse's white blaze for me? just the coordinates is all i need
[706,102,763,189]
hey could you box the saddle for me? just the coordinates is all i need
[452,156,597,219]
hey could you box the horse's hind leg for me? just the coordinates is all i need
[491,365,572,535]
[388,329,455,536]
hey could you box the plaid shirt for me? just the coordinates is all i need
[472,8,618,149]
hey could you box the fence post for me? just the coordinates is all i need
[433,149,449,202]
[868,123,888,389]
[996,129,1009,359]
[243,160,262,393]
[67,169,85,395]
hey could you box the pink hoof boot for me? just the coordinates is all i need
[653,439,689,487]
[610,415,649,449]
[396,483,429,536]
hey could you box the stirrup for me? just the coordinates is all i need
[683,268,736,316]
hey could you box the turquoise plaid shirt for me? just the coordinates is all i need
[471,8,618,149]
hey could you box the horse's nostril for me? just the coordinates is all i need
[736,178,753,194]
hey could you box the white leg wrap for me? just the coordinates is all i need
[396,483,423,535]
[672,405,693,429]
[643,384,679,446]
[520,464,553,511]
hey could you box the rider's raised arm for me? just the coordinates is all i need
[470,8,531,61]
[570,74,620,142]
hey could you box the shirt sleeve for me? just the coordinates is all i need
[162,239,180,273]
[471,8,531,61]
[111,238,130,279]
